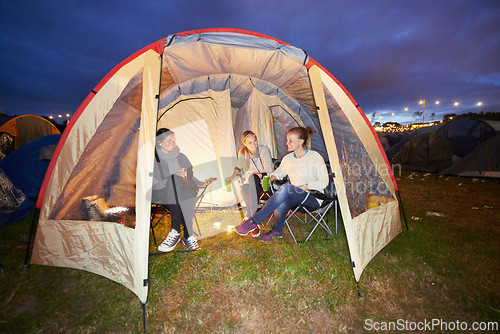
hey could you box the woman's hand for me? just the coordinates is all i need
[269,175,277,182]
[225,175,235,182]
[203,177,217,187]
[176,168,187,179]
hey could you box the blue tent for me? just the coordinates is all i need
[0,196,35,228]
[0,134,60,198]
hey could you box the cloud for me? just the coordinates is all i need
[0,0,498,123]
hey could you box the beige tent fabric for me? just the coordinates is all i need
[318,69,397,199]
[134,50,161,303]
[158,89,236,183]
[32,48,161,303]
[49,101,141,219]
[233,87,303,159]
[353,201,400,271]
[309,65,401,281]
[163,33,306,90]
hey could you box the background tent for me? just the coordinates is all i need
[0,169,34,228]
[0,134,61,198]
[440,135,500,177]
[484,120,500,134]
[378,132,408,151]
[0,115,60,159]
[384,124,442,161]
[31,29,401,304]
[436,118,496,158]
[390,133,454,173]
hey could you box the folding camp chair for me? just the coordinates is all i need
[150,178,216,244]
[284,191,338,244]
[281,165,338,244]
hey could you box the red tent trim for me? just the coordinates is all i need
[36,39,167,208]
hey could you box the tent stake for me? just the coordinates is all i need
[396,190,409,231]
[356,281,362,298]
[24,207,39,270]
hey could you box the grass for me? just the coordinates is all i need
[1,171,499,333]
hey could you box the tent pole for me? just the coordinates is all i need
[142,303,147,333]
[24,207,39,270]
[396,190,409,231]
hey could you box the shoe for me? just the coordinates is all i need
[182,236,200,251]
[260,230,282,242]
[158,229,181,252]
[251,225,261,238]
[234,217,258,236]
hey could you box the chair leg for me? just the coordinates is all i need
[285,222,297,244]
[193,214,202,236]
[335,200,338,235]
[151,208,169,245]
[284,207,300,244]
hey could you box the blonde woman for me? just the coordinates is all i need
[226,131,274,236]
[234,126,329,242]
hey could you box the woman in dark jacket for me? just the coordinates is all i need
[152,128,213,252]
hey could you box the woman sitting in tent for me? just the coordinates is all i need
[225,130,274,237]
[153,128,215,252]
[234,126,329,241]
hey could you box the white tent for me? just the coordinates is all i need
[32,28,401,303]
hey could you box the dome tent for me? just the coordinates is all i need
[0,114,60,159]
[31,29,401,304]
[390,132,454,173]
[436,117,496,158]
[0,134,61,198]
[441,135,500,177]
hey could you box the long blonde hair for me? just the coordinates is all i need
[239,130,257,160]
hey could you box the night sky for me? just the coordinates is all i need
[1,0,499,125]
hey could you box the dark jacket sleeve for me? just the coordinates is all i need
[177,153,194,181]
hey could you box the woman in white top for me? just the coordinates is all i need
[234,126,329,241]
[226,131,274,233]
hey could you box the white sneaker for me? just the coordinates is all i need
[182,236,200,251]
[158,229,181,252]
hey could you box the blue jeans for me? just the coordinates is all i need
[252,183,320,233]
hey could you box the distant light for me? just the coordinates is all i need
[435,100,440,105]
[58,114,62,118]
[477,102,482,106]
[454,102,459,106]
[66,113,70,117]
[419,100,424,104]
[379,116,383,119]
[391,112,395,116]
[404,107,408,111]
[49,116,53,119]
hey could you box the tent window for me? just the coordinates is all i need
[48,73,143,228]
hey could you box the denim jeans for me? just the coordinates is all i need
[252,183,320,233]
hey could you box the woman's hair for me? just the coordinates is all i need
[288,126,314,148]
[156,128,173,136]
[238,130,257,159]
